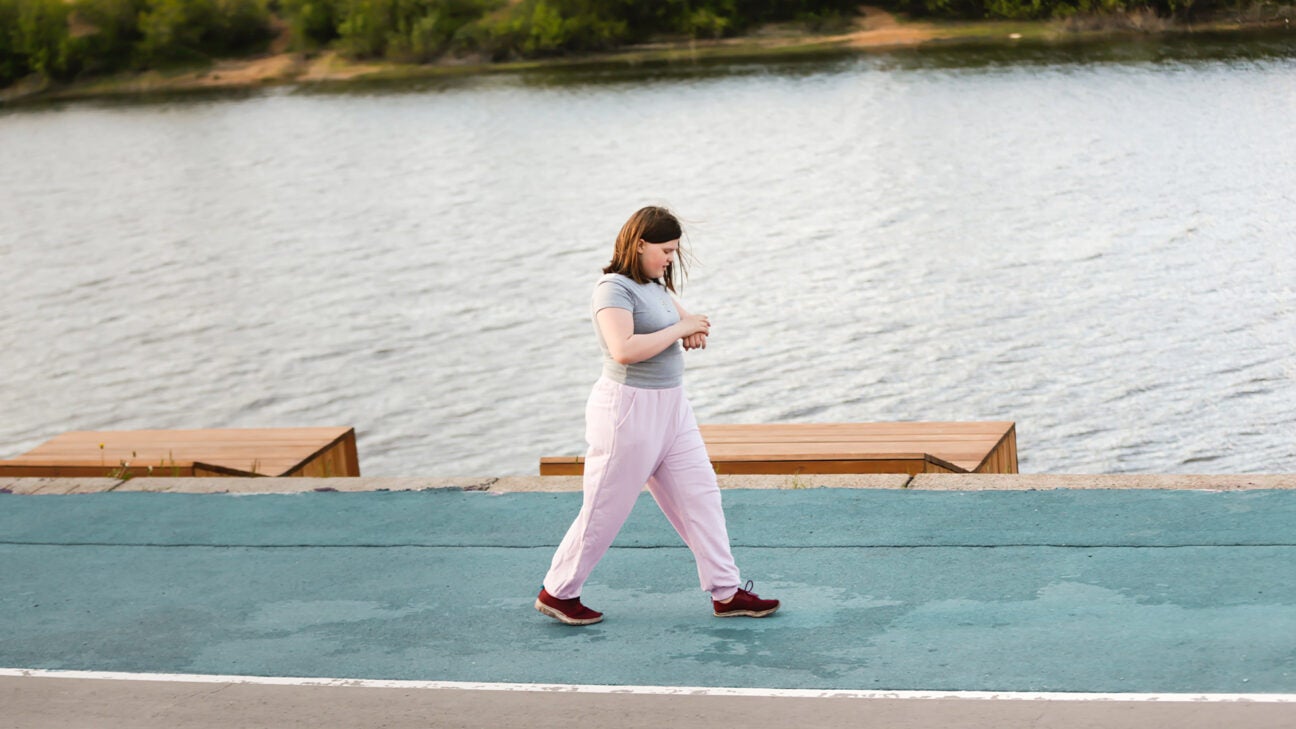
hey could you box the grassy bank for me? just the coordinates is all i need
[2,5,1293,106]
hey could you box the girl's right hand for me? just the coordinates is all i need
[680,313,711,337]
[683,332,708,351]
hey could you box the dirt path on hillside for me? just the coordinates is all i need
[1,6,942,102]
[837,6,945,48]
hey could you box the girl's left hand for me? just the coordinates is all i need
[683,333,707,351]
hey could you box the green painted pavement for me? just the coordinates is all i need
[1,489,1294,693]
[2,489,1294,547]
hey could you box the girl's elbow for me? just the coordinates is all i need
[611,352,636,366]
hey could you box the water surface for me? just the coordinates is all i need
[2,34,1293,475]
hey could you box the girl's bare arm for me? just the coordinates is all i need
[597,307,709,365]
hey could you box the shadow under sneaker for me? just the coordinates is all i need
[713,580,780,618]
[536,588,604,625]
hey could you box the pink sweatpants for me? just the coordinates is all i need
[543,378,742,602]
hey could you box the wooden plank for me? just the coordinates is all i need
[1008,426,1019,474]
[24,430,341,447]
[342,429,360,477]
[539,460,583,476]
[699,421,1013,431]
[698,433,1003,445]
[542,455,964,477]
[539,457,583,466]
[2,456,301,476]
[0,463,197,478]
[707,448,983,472]
[923,459,961,474]
[699,422,1013,473]
[288,436,357,478]
[0,464,123,478]
[538,422,1015,476]
[543,450,954,463]
[540,457,960,477]
[703,441,991,456]
[192,462,260,478]
[699,423,1013,438]
[708,446,952,461]
[974,424,1019,474]
[713,458,935,476]
[0,427,358,478]
[17,428,350,447]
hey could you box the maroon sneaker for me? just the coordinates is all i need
[535,588,604,625]
[713,580,780,618]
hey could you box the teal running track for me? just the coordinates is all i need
[2,488,1294,694]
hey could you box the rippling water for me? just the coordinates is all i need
[2,34,1294,475]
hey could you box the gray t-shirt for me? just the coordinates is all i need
[591,273,684,389]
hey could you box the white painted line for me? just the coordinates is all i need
[3,668,1295,703]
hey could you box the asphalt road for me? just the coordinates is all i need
[3,487,1294,726]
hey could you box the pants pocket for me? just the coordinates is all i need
[586,380,641,452]
[612,387,638,431]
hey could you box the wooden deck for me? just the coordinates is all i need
[539,422,1017,476]
[0,427,360,478]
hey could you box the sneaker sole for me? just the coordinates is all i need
[535,598,603,625]
[713,605,780,618]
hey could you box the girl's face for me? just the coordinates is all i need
[637,238,680,280]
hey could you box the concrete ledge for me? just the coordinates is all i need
[2,474,1293,495]
[489,474,912,492]
[0,475,913,494]
[909,474,1296,490]
[718,474,912,490]
[110,477,501,494]
[0,478,124,494]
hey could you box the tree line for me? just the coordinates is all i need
[0,0,1279,89]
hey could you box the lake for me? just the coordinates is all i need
[2,32,1293,475]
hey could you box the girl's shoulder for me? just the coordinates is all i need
[596,272,661,291]
[593,273,664,310]
[595,272,638,293]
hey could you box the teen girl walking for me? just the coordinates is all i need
[535,206,780,626]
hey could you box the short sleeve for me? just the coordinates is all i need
[592,279,634,313]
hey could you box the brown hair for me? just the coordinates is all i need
[603,206,687,292]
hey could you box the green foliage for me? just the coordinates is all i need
[1048,0,1128,15]
[136,0,201,61]
[136,0,272,63]
[5,0,1291,91]
[687,7,732,38]
[453,0,863,57]
[14,0,73,79]
[323,0,502,61]
[982,0,1052,18]
[214,0,274,48]
[0,0,27,85]
[517,0,629,55]
[333,0,385,57]
[0,0,140,84]
[1158,0,1197,15]
[734,0,858,24]
[894,0,989,18]
[281,0,341,50]
[71,0,147,74]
